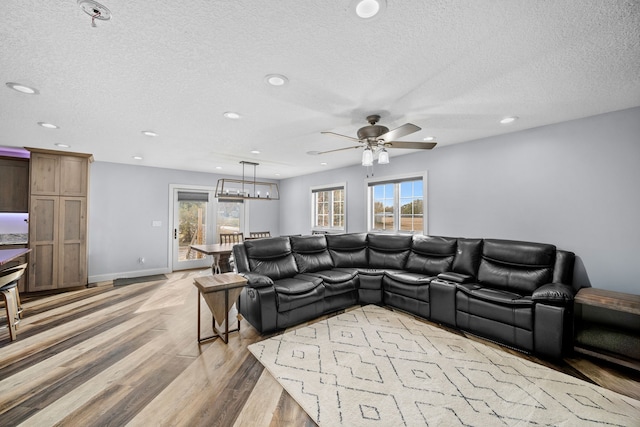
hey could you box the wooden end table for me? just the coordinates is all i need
[574,287,640,371]
[193,273,247,344]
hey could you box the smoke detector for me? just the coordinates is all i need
[78,0,112,27]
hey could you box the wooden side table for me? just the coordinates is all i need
[194,273,247,344]
[574,287,640,371]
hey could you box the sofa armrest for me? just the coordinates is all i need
[239,272,274,288]
[437,272,474,283]
[532,283,575,304]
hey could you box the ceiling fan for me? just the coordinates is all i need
[310,115,437,166]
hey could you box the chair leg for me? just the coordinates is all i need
[2,289,18,341]
[16,288,23,319]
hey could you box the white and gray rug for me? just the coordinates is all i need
[248,305,640,426]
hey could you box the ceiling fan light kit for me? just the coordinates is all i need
[319,114,437,167]
[361,147,374,166]
[378,148,389,164]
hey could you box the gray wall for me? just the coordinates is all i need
[279,107,640,294]
[88,163,280,282]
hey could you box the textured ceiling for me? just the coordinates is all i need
[1,0,639,178]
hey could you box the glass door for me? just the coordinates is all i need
[216,199,245,240]
[172,189,215,271]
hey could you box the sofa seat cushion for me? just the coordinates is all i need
[306,269,357,284]
[456,284,534,331]
[358,267,390,276]
[273,276,324,313]
[383,273,432,302]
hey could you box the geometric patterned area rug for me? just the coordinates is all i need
[248,305,640,426]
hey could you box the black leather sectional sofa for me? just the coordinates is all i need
[232,233,580,359]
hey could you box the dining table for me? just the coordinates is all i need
[189,243,237,274]
[0,248,31,267]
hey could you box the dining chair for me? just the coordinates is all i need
[219,233,243,272]
[249,231,271,239]
[219,233,244,244]
[1,263,27,341]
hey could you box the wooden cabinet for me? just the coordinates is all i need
[27,148,92,291]
[0,157,29,212]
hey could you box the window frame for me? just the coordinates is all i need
[365,172,427,235]
[310,182,347,233]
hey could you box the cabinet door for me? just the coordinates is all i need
[30,153,60,196]
[29,196,59,291]
[0,158,29,212]
[58,197,87,287]
[60,156,88,196]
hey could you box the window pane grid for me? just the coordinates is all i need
[370,178,423,233]
[313,187,345,230]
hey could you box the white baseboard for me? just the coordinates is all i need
[88,267,172,284]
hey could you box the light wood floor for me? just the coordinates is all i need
[1,269,639,426]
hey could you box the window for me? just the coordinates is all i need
[367,174,425,234]
[311,184,346,232]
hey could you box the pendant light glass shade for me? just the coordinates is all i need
[362,147,374,166]
[378,148,389,164]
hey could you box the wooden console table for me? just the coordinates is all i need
[193,273,247,344]
[574,288,640,371]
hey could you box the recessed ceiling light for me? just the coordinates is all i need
[6,82,39,95]
[55,143,70,148]
[320,162,328,166]
[353,0,386,19]
[215,166,222,170]
[223,112,241,119]
[423,136,435,141]
[264,74,289,86]
[141,130,158,137]
[275,173,281,176]
[500,116,518,124]
[250,150,260,154]
[132,156,143,160]
[38,122,59,129]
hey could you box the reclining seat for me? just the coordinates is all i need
[455,239,575,358]
[325,233,374,302]
[234,237,325,333]
[290,235,358,314]
[383,235,457,319]
[366,234,413,306]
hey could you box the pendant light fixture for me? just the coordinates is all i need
[215,161,280,200]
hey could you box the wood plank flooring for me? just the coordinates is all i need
[1,269,639,426]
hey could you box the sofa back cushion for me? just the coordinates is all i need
[326,233,368,267]
[245,237,298,280]
[478,239,555,294]
[405,235,457,275]
[367,234,412,270]
[291,235,334,273]
[452,238,483,277]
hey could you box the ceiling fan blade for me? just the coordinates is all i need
[378,123,421,142]
[308,145,362,155]
[321,131,361,142]
[384,140,437,150]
